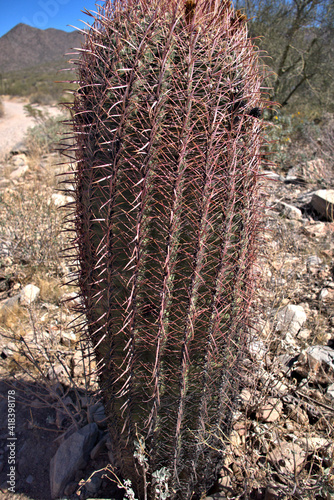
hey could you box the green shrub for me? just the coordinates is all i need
[24,108,68,155]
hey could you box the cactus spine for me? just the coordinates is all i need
[70,0,265,498]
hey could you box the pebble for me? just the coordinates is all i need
[20,284,40,306]
[275,304,307,336]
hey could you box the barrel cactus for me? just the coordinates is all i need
[69,0,266,498]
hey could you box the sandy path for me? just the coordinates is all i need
[0,98,61,159]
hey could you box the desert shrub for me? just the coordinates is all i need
[2,61,78,104]
[24,106,68,155]
[0,185,65,277]
[29,92,56,106]
[263,110,326,172]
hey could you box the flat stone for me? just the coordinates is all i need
[311,189,334,221]
[276,201,302,220]
[50,423,99,499]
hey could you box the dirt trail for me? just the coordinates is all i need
[0,98,61,160]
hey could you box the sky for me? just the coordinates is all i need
[0,0,105,38]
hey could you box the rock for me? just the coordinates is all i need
[275,201,302,220]
[239,388,254,409]
[0,294,20,321]
[85,471,103,495]
[90,433,108,460]
[305,158,327,181]
[91,404,107,428]
[47,364,67,381]
[63,481,78,496]
[303,222,334,239]
[275,304,307,337]
[264,483,281,500]
[60,331,77,347]
[20,284,40,306]
[50,423,99,499]
[319,288,334,312]
[1,342,17,359]
[50,193,75,207]
[297,436,331,452]
[218,474,232,489]
[327,383,334,398]
[10,165,29,179]
[311,189,334,221]
[248,336,268,361]
[297,328,311,340]
[256,397,282,422]
[70,350,85,378]
[285,404,309,425]
[268,441,306,474]
[294,345,334,384]
[305,255,322,273]
[12,153,28,167]
[62,291,81,308]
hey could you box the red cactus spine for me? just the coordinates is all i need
[69,0,266,498]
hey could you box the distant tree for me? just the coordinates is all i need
[236,0,334,112]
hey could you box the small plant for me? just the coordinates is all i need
[24,105,67,155]
[69,0,268,498]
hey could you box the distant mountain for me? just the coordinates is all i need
[0,23,84,73]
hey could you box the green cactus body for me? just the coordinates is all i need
[70,0,265,498]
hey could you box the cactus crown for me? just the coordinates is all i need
[68,0,266,498]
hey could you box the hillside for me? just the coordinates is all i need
[0,23,84,73]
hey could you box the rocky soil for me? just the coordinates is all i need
[0,112,333,500]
